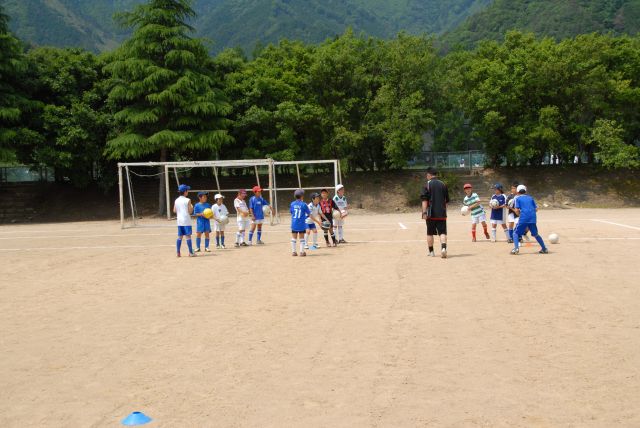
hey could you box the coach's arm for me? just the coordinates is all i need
[420,186,430,220]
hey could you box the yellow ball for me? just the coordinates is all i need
[203,208,213,219]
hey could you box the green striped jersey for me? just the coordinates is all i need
[463,193,484,216]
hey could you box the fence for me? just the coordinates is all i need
[409,150,486,170]
[0,166,54,184]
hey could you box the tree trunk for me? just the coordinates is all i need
[157,147,167,216]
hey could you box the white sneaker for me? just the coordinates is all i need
[441,249,447,259]
[428,251,436,257]
[304,245,309,250]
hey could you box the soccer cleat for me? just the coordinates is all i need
[339,239,347,244]
[472,238,477,242]
[309,245,318,250]
[216,245,221,249]
[507,239,514,244]
[300,252,307,257]
[485,232,491,239]
[428,251,436,257]
[240,242,249,247]
[177,253,181,258]
[204,248,211,253]
[511,248,519,255]
[539,248,549,254]
[221,244,226,249]
[257,240,265,245]
[441,249,447,259]
[188,252,197,257]
[304,244,309,250]
[194,248,201,253]
[292,251,298,257]
[234,243,240,248]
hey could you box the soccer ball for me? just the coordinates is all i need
[219,214,230,225]
[321,220,331,230]
[489,199,500,208]
[262,205,271,216]
[333,209,342,219]
[461,206,469,216]
[508,198,516,208]
[203,208,213,219]
[549,233,560,244]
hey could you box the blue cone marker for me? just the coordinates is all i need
[122,411,152,426]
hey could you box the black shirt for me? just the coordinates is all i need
[420,178,450,220]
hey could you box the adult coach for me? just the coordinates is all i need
[421,167,450,258]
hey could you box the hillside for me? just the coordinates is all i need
[2,0,489,53]
[443,0,640,48]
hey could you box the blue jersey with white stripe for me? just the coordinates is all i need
[290,200,310,231]
[249,196,269,220]
[490,194,506,221]
[193,202,212,229]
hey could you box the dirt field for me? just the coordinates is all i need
[1,208,639,427]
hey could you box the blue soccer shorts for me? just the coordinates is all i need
[177,226,193,237]
[515,222,538,237]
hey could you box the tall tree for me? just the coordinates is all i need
[0,5,40,163]
[105,0,231,214]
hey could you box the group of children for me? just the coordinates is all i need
[462,181,548,255]
[173,183,349,258]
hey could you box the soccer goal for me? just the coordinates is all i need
[117,158,342,229]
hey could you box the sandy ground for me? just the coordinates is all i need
[1,208,639,427]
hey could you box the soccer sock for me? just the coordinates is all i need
[331,233,337,244]
[429,246,434,253]
[508,228,513,240]
[248,231,254,242]
[236,232,241,244]
[300,238,306,253]
[535,235,547,250]
[491,229,496,240]
[196,237,201,249]
[205,238,209,249]
[504,229,509,240]
[257,230,262,241]
[176,239,182,254]
[313,233,318,246]
[513,233,520,249]
[239,231,245,244]
[216,236,220,246]
[337,226,343,240]
[291,239,297,252]
[324,232,329,244]
[186,239,194,254]
[221,235,225,246]
[472,230,477,240]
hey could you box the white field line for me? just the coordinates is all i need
[398,222,408,230]
[590,219,640,231]
[2,237,640,252]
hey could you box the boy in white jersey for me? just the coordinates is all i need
[173,184,195,257]
[332,184,349,243]
[212,193,229,249]
[463,183,490,242]
[305,192,324,250]
[234,189,250,247]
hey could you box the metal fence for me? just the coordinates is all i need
[409,150,486,170]
[0,166,54,183]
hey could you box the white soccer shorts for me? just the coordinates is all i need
[470,213,487,224]
[251,219,265,225]
[237,218,250,231]
[214,222,226,232]
[490,219,504,225]
[333,218,345,227]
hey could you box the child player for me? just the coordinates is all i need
[305,192,324,250]
[234,189,250,247]
[463,183,491,242]
[248,185,270,245]
[290,189,311,256]
[193,191,212,252]
[511,184,549,255]
[319,188,339,247]
[489,183,509,242]
[505,181,519,243]
[173,184,195,257]
[212,193,229,249]
[333,184,349,243]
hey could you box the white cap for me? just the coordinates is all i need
[336,184,344,191]
[214,193,224,200]
[517,185,527,193]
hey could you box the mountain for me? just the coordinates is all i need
[2,0,489,53]
[443,0,640,48]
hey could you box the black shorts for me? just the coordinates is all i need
[426,219,447,236]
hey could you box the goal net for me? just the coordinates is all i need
[117,159,342,229]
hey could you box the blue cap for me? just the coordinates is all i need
[121,411,152,426]
[493,183,503,190]
[197,191,209,196]
[178,184,190,193]
[294,189,305,198]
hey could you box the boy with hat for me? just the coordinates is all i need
[212,193,229,249]
[248,185,270,245]
[305,192,325,250]
[173,184,195,257]
[463,183,490,242]
[489,183,508,242]
[511,185,549,255]
[290,189,311,256]
[234,189,250,247]
[193,191,212,252]
[319,188,339,247]
[333,184,349,243]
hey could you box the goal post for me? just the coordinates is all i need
[117,158,341,229]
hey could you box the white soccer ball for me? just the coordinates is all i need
[549,233,560,244]
[219,215,230,225]
[508,198,515,208]
[333,209,342,219]
[489,199,500,208]
[262,205,271,216]
[461,206,469,216]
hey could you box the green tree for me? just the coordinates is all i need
[0,6,40,163]
[591,119,640,168]
[105,0,231,213]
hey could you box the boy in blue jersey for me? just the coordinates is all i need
[489,183,509,242]
[511,185,549,255]
[193,192,212,252]
[248,185,269,245]
[290,189,311,257]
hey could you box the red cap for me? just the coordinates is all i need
[463,183,472,189]
[252,186,262,193]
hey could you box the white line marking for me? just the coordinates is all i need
[398,222,408,230]
[591,219,640,231]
